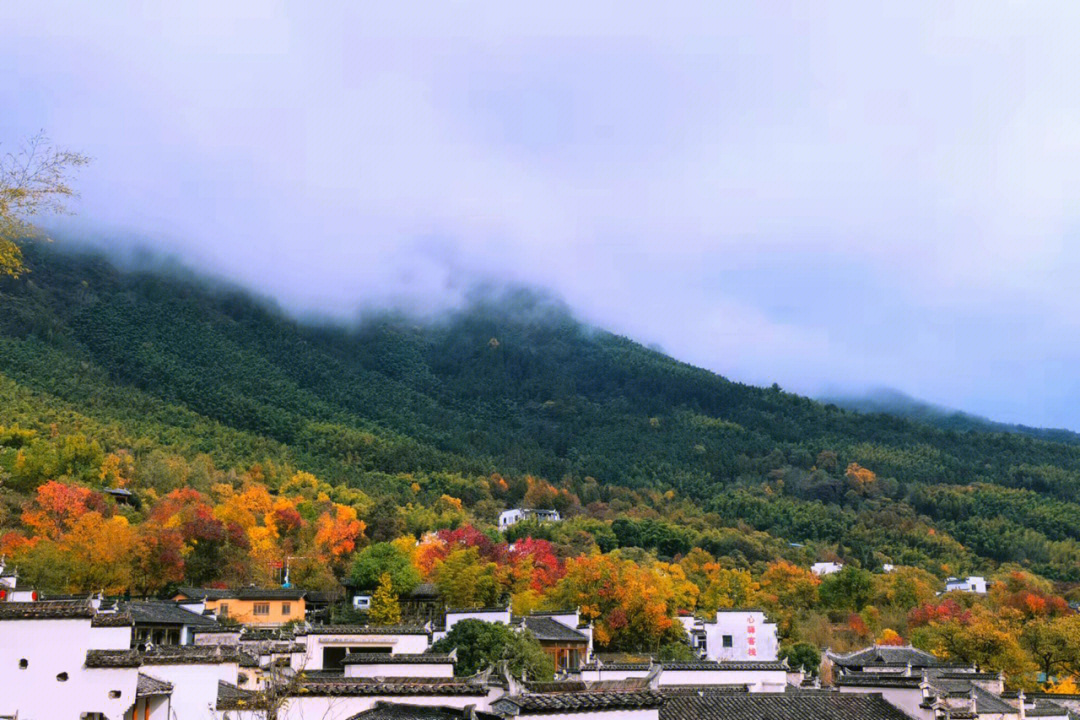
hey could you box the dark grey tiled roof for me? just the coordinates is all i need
[177,586,306,601]
[494,691,665,713]
[407,583,441,598]
[527,681,590,693]
[523,616,588,643]
[141,645,243,665]
[582,660,787,672]
[346,702,502,720]
[306,624,429,635]
[660,691,912,720]
[124,601,221,627]
[1028,700,1068,717]
[297,679,488,696]
[86,649,142,668]
[91,610,134,627]
[342,653,455,665]
[835,673,924,688]
[826,645,944,669]
[137,673,174,696]
[217,680,258,711]
[240,627,296,641]
[192,625,241,635]
[0,600,95,620]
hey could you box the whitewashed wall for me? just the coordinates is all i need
[0,617,137,720]
[144,660,239,720]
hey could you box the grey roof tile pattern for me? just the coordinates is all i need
[306,624,429,635]
[124,601,220,626]
[91,610,134,627]
[660,691,912,720]
[85,649,142,668]
[342,653,455,665]
[137,672,174,696]
[297,678,488,697]
[522,617,588,643]
[346,702,502,720]
[216,680,257,710]
[495,691,665,713]
[177,586,306,601]
[826,645,944,669]
[0,600,95,620]
[581,660,787,671]
[141,645,243,665]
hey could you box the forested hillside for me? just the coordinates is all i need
[4,245,1080,682]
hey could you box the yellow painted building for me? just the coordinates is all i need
[174,587,306,626]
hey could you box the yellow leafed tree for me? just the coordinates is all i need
[1,133,90,278]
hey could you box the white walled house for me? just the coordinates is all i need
[218,678,504,720]
[945,576,988,594]
[0,600,141,720]
[301,625,432,671]
[678,609,779,662]
[434,607,512,643]
[811,562,843,576]
[578,661,789,693]
[138,645,240,720]
[498,509,561,530]
[0,560,37,602]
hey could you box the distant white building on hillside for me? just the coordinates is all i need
[498,508,561,530]
[811,562,843,576]
[945,576,988,594]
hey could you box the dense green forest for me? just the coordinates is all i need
[4,245,1080,584]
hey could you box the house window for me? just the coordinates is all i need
[18,659,27,669]
[254,603,270,616]
[220,603,229,617]
[722,635,733,648]
[57,672,69,681]
[281,602,291,615]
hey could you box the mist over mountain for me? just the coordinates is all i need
[822,387,1080,445]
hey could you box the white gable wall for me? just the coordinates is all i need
[0,617,137,720]
[701,611,778,662]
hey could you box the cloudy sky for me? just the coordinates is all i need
[4,2,1080,428]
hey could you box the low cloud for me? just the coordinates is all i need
[5,1,1080,427]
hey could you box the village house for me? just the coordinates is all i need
[828,644,1069,720]
[523,610,593,673]
[124,599,223,647]
[578,660,791,693]
[811,561,844,576]
[343,652,457,679]
[944,576,989,594]
[174,586,308,625]
[498,509,562,530]
[300,624,433,671]
[0,561,38,603]
[0,600,141,720]
[677,609,778,662]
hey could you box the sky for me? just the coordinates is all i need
[4,2,1080,428]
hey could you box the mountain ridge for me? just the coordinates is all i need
[5,244,1080,582]
[821,387,1080,445]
